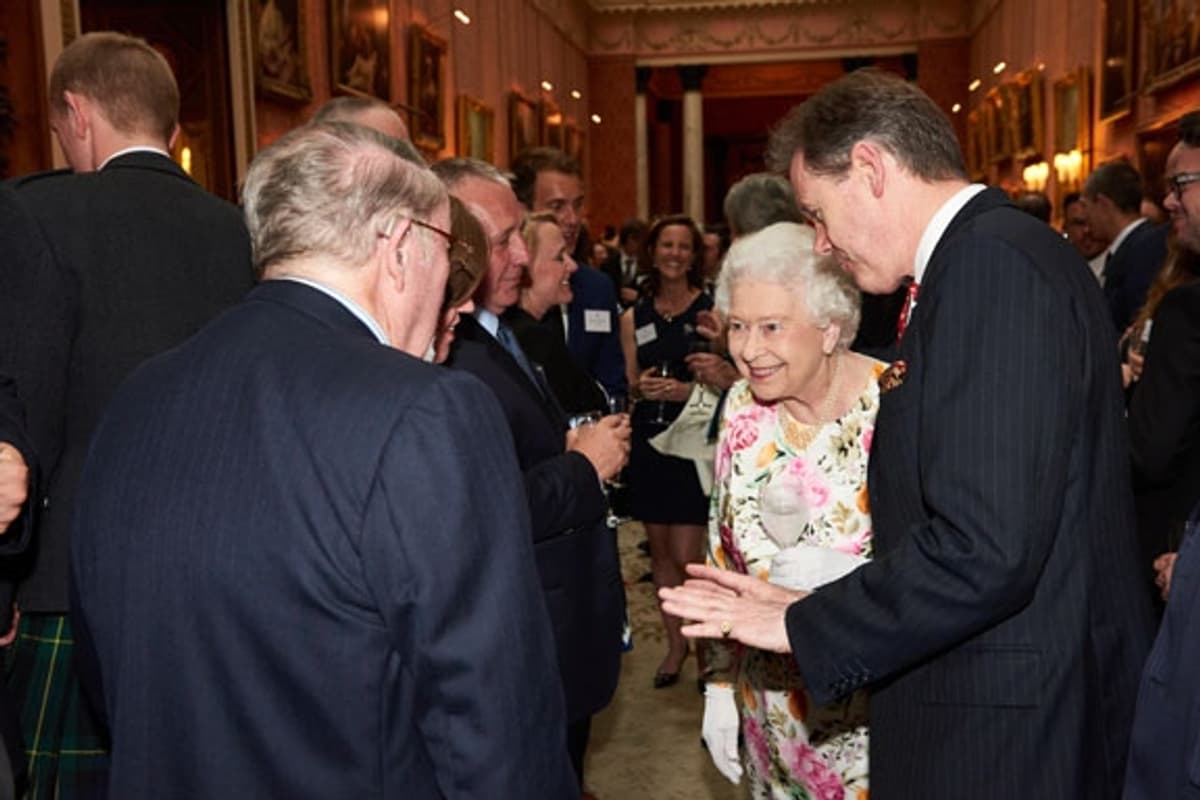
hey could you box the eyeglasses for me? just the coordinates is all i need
[1167,171,1200,201]
[379,216,474,261]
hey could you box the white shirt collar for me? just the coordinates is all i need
[913,184,987,284]
[1106,217,1148,258]
[99,145,171,171]
[474,308,501,338]
[277,277,390,345]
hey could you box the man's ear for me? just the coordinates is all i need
[167,123,181,152]
[382,219,414,292]
[849,140,887,198]
[62,91,91,140]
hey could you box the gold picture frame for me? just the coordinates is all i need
[250,0,312,104]
[330,0,391,100]
[408,25,447,151]
[509,91,537,161]
[456,95,494,161]
[1006,70,1045,160]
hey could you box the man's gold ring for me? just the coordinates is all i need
[720,620,732,639]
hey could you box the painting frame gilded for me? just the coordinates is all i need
[1099,0,1135,120]
[509,90,537,161]
[457,95,494,162]
[250,0,312,104]
[330,0,391,100]
[1142,0,1200,92]
[408,24,446,151]
[1006,70,1045,161]
[984,87,1012,164]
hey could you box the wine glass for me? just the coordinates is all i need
[653,361,672,424]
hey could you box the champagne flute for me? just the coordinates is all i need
[653,361,672,424]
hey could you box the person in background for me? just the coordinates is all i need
[619,213,713,689]
[600,217,648,306]
[1084,160,1169,331]
[1014,190,1052,223]
[310,93,410,143]
[1062,191,1111,284]
[510,147,627,398]
[702,222,882,795]
[506,212,607,415]
[432,196,489,363]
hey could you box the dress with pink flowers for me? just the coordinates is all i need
[707,363,883,800]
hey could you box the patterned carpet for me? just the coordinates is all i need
[585,521,743,800]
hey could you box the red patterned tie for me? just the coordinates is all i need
[896,281,920,341]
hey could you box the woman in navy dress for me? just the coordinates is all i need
[619,214,713,688]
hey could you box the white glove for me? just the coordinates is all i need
[769,544,867,592]
[702,683,743,784]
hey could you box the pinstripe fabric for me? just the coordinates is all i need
[4,615,107,799]
[784,189,1155,798]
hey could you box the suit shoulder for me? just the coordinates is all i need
[8,168,73,190]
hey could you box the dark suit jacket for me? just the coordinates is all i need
[1125,504,1200,799]
[1128,279,1200,576]
[504,306,606,415]
[446,314,624,722]
[0,152,254,612]
[1104,220,1168,332]
[546,267,627,397]
[70,281,576,798]
[784,188,1154,798]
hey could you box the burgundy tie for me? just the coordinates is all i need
[896,281,920,341]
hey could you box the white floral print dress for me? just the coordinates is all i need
[707,363,884,800]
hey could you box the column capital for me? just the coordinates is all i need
[635,66,653,94]
[677,64,708,93]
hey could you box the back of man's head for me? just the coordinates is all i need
[1084,161,1144,215]
[1015,191,1052,223]
[311,96,411,144]
[243,122,445,279]
[509,147,580,209]
[723,172,803,237]
[431,157,511,193]
[50,31,178,145]
[1181,111,1200,148]
[766,68,967,183]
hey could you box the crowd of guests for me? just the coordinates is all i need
[1,27,1200,800]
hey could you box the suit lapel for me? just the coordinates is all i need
[457,315,566,429]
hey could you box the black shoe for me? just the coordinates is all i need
[652,670,680,689]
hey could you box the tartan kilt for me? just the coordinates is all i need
[4,614,108,799]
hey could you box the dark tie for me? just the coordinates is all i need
[896,280,920,341]
[496,323,539,386]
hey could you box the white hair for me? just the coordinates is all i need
[715,222,861,347]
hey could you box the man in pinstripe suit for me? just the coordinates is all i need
[662,69,1154,798]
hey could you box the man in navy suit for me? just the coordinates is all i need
[1125,110,1200,799]
[510,147,627,397]
[435,157,629,791]
[69,123,575,798]
[1,32,255,797]
[1083,161,1169,332]
[661,70,1153,798]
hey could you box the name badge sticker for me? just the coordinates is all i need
[635,323,658,346]
[584,309,612,334]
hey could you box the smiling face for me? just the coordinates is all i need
[789,152,908,294]
[726,279,835,409]
[526,221,576,312]
[532,169,585,252]
[1164,141,1200,254]
[651,224,697,283]
[451,176,529,314]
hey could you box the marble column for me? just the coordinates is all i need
[635,67,652,221]
[678,64,708,223]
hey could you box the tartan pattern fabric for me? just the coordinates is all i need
[5,615,107,799]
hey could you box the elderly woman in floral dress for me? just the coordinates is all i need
[702,222,885,799]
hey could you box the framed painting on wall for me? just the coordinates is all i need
[564,123,583,164]
[1142,0,1200,92]
[539,100,564,150]
[984,87,1011,164]
[457,96,494,161]
[1053,67,1091,155]
[408,25,446,151]
[1099,0,1135,119]
[509,91,537,161]
[251,0,312,103]
[330,0,391,100]
[1006,70,1045,160]
[965,107,987,179]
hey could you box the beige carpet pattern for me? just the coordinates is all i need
[585,521,743,800]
